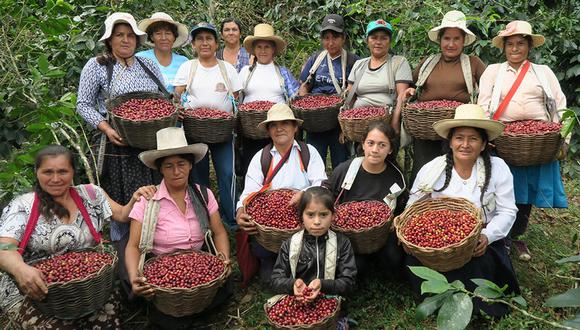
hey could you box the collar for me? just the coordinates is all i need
[505,60,530,74]
[153,179,189,202]
[304,231,329,242]
[270,140,300,155]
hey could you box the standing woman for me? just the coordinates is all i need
[299,14,359,169]
[399,10,486,182]
[478,21,568,261]
[238,23,300,175]
[174,22,242,229]
[76,12,167,296]
[217,18,251,72]
[136,12,190,92]
[347,19,412,133]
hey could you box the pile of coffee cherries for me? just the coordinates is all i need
[503,120,562,136]
[239,100,276,112]
[406,100,463,110]
[143,252,225,288]
[34,251,114,284]
[402,210,477,248]
[112,98,175,121]
[334,201,392,230]
[266,294,339,327]
[339,106,386,119]
[182,107,233,119]
[246,189,301,230]
[292,94,342,109]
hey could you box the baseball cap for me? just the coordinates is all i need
[365,19,393,38]
[321,14,344,33]
[190,22,218,39]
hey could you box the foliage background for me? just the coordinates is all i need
[0,0,579,204]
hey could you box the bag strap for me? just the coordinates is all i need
[240,64,257,104]
[135,57,170,99]
[217,59,238,113]
[306,50,329,85]
[274,64,289,103]
[415,54,439,89]
[386,55,404,98]
[459,54,475,103]
[185,59,200,94]
[530,63,556,121]
[18,194,41,255]
[344,58,370,110]
[326,49,348,94]
[492,60,530,120]
[137,186,161,273]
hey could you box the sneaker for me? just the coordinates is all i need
[512,240,531,261]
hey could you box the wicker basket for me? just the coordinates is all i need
[494,131,562,166]
[338,107,389,142]
[332,201,393,255]
[402,104,456,140]
[238,109,270,139]
[181,110,235,144]
[264,295,341,330]
[28,246,117,320]
[394,197,483,272]
[107,91,178,150]
[291,94,343,133]
[253,220,302,253]
[145,250,230,317]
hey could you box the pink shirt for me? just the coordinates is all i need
[129,181,219,255]
[478,62,566,123]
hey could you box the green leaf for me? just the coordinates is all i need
[38,55,49,74]
[474,286,502,299]
[416,291,452,321]
[421,280,452,295]
[471,278,504,293]
[545,288,580,308]
[450,280,465,290]
[437,293,473,330]
[409,266,448,283]
[45,69,66,78]
[511,296,527,308]
[556,254,580,264]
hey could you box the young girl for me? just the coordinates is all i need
[270,186,357,300]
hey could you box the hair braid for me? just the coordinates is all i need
[434,149,454,193]
[480,148,492,206]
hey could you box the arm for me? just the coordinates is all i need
[76,58,106,129]
[298,55,315,96]
[0,237,48,301]
[391,82,411,135]
[107,185,157,223]
[320,235,357,295]
[544,65,567,122]
[125,219,154,298]
[305,145,328,188]
[208,210,230,261]
[282,67,300,99]
[477,65,498,115]
[269,239,295,294]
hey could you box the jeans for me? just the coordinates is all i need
[307,126,349,169]
[192,137,237,228]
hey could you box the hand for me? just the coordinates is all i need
[132,185,157,203]
[473,234,488,257]
[176,106,185,121]
[236,208,257,235]
[293,278,306,301]
[131,276,155,299]
[289,191,303,207]
[14,264,48,301]
[400,87,415,102]
[305,279,321,302]
[338,132,346,144]
[105,127,126,146]
[558,142,569,160]
[298,83,310,97]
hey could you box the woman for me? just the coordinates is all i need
[299,14,359,169]
[236,104,327,284]
[238,23,300,176]
[174,22,241,229]
[347,19,412,135]
[324,121,407,277]
[125,127,231,329]
[76,12,167,295]
[136,12,190,92]
[216,18,251,72]
[400,10,486,182]
[0,145,154,329]
[407,104,519,317]
[478,21,568,261]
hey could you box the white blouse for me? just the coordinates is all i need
[408,156,517,244]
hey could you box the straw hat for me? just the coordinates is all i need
[243,24,287,55]
[428,10,476,46]
[139,127,207,170]
[433,104,505,140]
[257,103,303,130]
[138,12,189,48]
[99,12,146,44]
[492,20,545,49]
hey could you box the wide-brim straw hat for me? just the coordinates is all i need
[99,12,146,44]
[257,103,303,130]
[139,127,208,170]
[138,12,189,48]
[491,20,545,49]
[428,10,476,46]
[433,104,505,140]
[243,23,287,56]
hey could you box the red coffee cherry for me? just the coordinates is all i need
[34,251,114,284]
[112,98,175,121]
[143,252,225,288]
[402,210,477,248]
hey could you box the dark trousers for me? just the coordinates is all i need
[111,232,133,300]
[250,241,278,284]
[238,136,270,177]
[355,231,404,280]
[307,126,349,169]
[410,138,445,185]
[509,204,532,238]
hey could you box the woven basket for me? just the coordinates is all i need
[291,94,343,133]
[29,246,117,320]
[253,220,302,253]
[332,201,393,254]
[338,108,389,142]
[238,109,269,139]
[394,197,483,272]
[494,131,562,166]
[402,104,456,140]
[107,91,177,150]
[182,110,235,144]
[264,295,341,330]
[145,250,230,317]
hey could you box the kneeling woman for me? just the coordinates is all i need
[125,127,231,328]
[324,121,407,277]
[406,104,519,317]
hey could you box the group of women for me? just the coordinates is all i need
[0,8,569,329]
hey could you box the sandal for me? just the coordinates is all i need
[512,240,531,261]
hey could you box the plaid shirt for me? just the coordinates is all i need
[217,46,251,72]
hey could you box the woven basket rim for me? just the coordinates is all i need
[110,110,177,122]
[182,114,235,121]
[143,250,229,292]
[264,295,341,329]
[394,197,483,253]
[291,93,343,111]
[331,200,393,234]
[498,130,561,138]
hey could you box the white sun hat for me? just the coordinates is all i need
[99,12,146,43]
[428,10,477,46]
